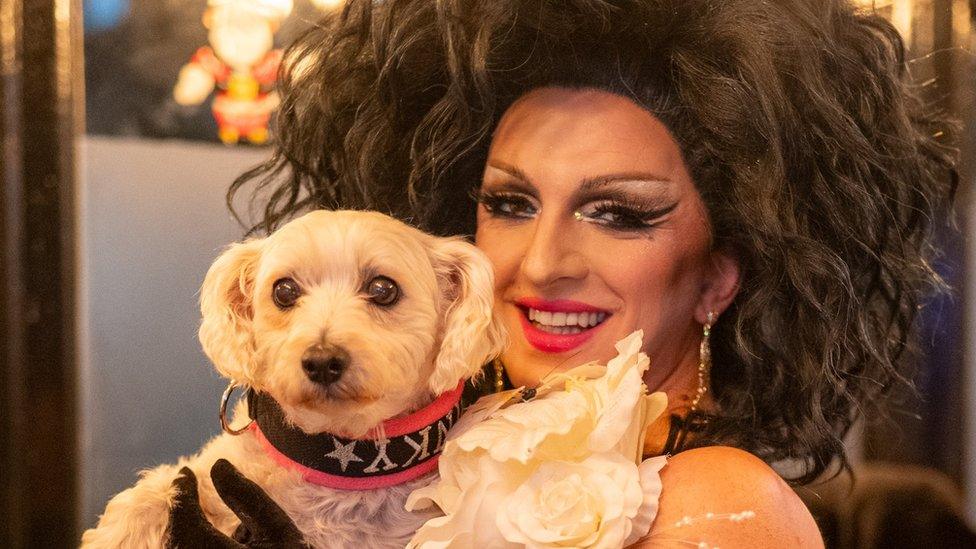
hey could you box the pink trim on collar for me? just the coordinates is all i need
[251,423,442,490]
[250,381,464,490]
[379,381,465,438]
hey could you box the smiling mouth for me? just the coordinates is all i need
[523,307,609,335]
[514,299,612,353]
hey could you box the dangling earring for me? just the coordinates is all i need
[492,358,506,393]
[690,311,715,413]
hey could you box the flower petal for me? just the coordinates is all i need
[623,456,668,546]
[408,331,667,549]
[448,389,525,441]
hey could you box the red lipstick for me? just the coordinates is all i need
[514,297,610,353]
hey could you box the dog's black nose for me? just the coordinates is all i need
[301,345,349,386]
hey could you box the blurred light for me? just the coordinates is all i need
[250,0,293,19]
[853,0,914,51]
[891,0,914,49]
[309,0,345,10]
[83,0,129,33]
[208,0,294,20]
[853,0,894,7]
[952,0,971,49]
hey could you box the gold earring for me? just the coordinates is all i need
[492,358,506,392]
[690,311,715,413]
[573,211,584,221]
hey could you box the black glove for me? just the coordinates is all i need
[166,458,310,548]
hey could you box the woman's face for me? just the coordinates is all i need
[475,87,738,397]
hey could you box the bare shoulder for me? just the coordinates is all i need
[631,446,824,548]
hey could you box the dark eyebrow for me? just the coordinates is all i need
[486,160,672,193]
[485,160,533,184]
[482,161,540,200]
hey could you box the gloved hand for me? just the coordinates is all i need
[166,458,310,548]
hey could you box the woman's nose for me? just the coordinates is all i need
[519,214,589,287]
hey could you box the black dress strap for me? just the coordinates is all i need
[661,412,711,455]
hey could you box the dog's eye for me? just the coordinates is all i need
[272,278,302,309]
[366,276,400,307]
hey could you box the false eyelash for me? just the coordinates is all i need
[473,187,676,230]
[474,190,536,216]
[586,200,678,231]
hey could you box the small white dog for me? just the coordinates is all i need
[81,210,506,548]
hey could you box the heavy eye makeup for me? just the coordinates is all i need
[475,189,539,220]
[574,191,678,232]
[476,184,677,233]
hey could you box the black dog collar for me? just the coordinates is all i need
[246,382,466,490]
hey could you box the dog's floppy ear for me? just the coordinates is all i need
[198,238,265,386]
[427,237,507,395]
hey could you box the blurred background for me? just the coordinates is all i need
[1,0,975,547]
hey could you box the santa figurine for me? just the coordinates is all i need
[173,0,292,145]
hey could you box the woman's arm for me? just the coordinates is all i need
[631,446,824,548]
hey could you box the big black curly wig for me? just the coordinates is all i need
[229,0,958,484]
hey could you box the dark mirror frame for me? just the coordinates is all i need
[1,0,83,546]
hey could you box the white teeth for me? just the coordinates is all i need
[535,324,584,335]
[526,307,608,330]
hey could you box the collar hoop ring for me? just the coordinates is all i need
[220,381,254,436]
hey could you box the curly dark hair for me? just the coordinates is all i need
[229,0,958,484]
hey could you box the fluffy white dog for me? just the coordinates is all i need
[81,210,506,548]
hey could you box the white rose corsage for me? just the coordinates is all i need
[406,330,669,548]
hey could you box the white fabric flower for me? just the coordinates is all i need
[496,453,647,548]
[407,331,669,548]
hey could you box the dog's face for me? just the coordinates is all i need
[199,210,506,437]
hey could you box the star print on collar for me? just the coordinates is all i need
[325,438,363,472]
[248,381,467,490]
